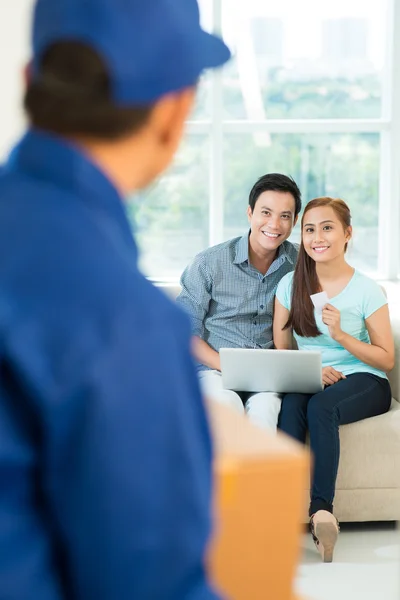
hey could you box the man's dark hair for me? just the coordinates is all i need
[24,42,153,140]
[248,173,302,216]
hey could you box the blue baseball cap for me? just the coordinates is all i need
[31,0,231,105]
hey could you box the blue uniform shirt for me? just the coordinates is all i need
[0,130,218,600]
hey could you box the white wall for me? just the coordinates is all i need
[0,1,33,160]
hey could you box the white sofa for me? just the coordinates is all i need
[334,309,400,522]
[162,284,400,522]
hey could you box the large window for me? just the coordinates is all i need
[130,0,400,281]
[130,136,210,279]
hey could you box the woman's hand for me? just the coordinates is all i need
[322,366,346,386]
[322,304,344,342]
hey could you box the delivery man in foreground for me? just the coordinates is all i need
[0,0,230,598]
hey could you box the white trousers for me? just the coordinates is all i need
[199,370,282,432]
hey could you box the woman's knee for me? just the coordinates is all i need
[278,394,309,432]
[307,392,336,423]
[280,393,309,417]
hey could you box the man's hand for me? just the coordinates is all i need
[322,366,346,386]
[191,336,221,371]
[322,304,344,342]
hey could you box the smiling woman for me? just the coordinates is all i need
[273,196,395,562]
[303,201,352,259]
[286,198,352,336]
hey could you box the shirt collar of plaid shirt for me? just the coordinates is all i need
[233,230,295,267]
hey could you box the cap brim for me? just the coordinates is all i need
[198,30,231,71]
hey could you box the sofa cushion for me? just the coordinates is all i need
[336,399,400,490]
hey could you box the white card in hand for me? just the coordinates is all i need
[310,291,329,314]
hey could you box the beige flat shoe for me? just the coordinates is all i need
[310,510,340,563]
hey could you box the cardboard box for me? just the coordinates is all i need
[207,402,309,600]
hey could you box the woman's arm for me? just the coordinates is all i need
[323,304,395,372]
[191,336,221,371]
[273,297,294,350]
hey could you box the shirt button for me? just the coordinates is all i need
[260,304,264,309]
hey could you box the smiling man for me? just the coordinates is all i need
[177,173,301,430]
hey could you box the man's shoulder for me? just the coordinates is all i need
[188,236,243,272]
[198,236,242,259]
[281,240,299,262]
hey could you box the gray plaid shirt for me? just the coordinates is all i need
[176,232,298,370]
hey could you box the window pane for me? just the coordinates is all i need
[190,0,213,120]
[190,75,211,120]
[223,133,379,274]
[222,0,387,119]
[128,135,209,279]
[198,0,213,30]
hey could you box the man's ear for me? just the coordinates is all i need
[23,61,32,86]
[149,87,196,147]
[293,214,299,227]
[247,205,253,222]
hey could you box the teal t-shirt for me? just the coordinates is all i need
[276,270,388,379]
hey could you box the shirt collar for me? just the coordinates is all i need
[277,240,295,265]
[13,129,136,251]
[233,233,250,264]
[234,231,294,266]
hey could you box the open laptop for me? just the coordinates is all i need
[220,348,323,394]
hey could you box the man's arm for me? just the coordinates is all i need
[192,336,221,371]
[177,254,215,369]
[273,297,293,350]
[46,308,220,599]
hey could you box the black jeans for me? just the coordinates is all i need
[278,373,392,517]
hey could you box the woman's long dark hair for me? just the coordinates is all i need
[284,197,352,337]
